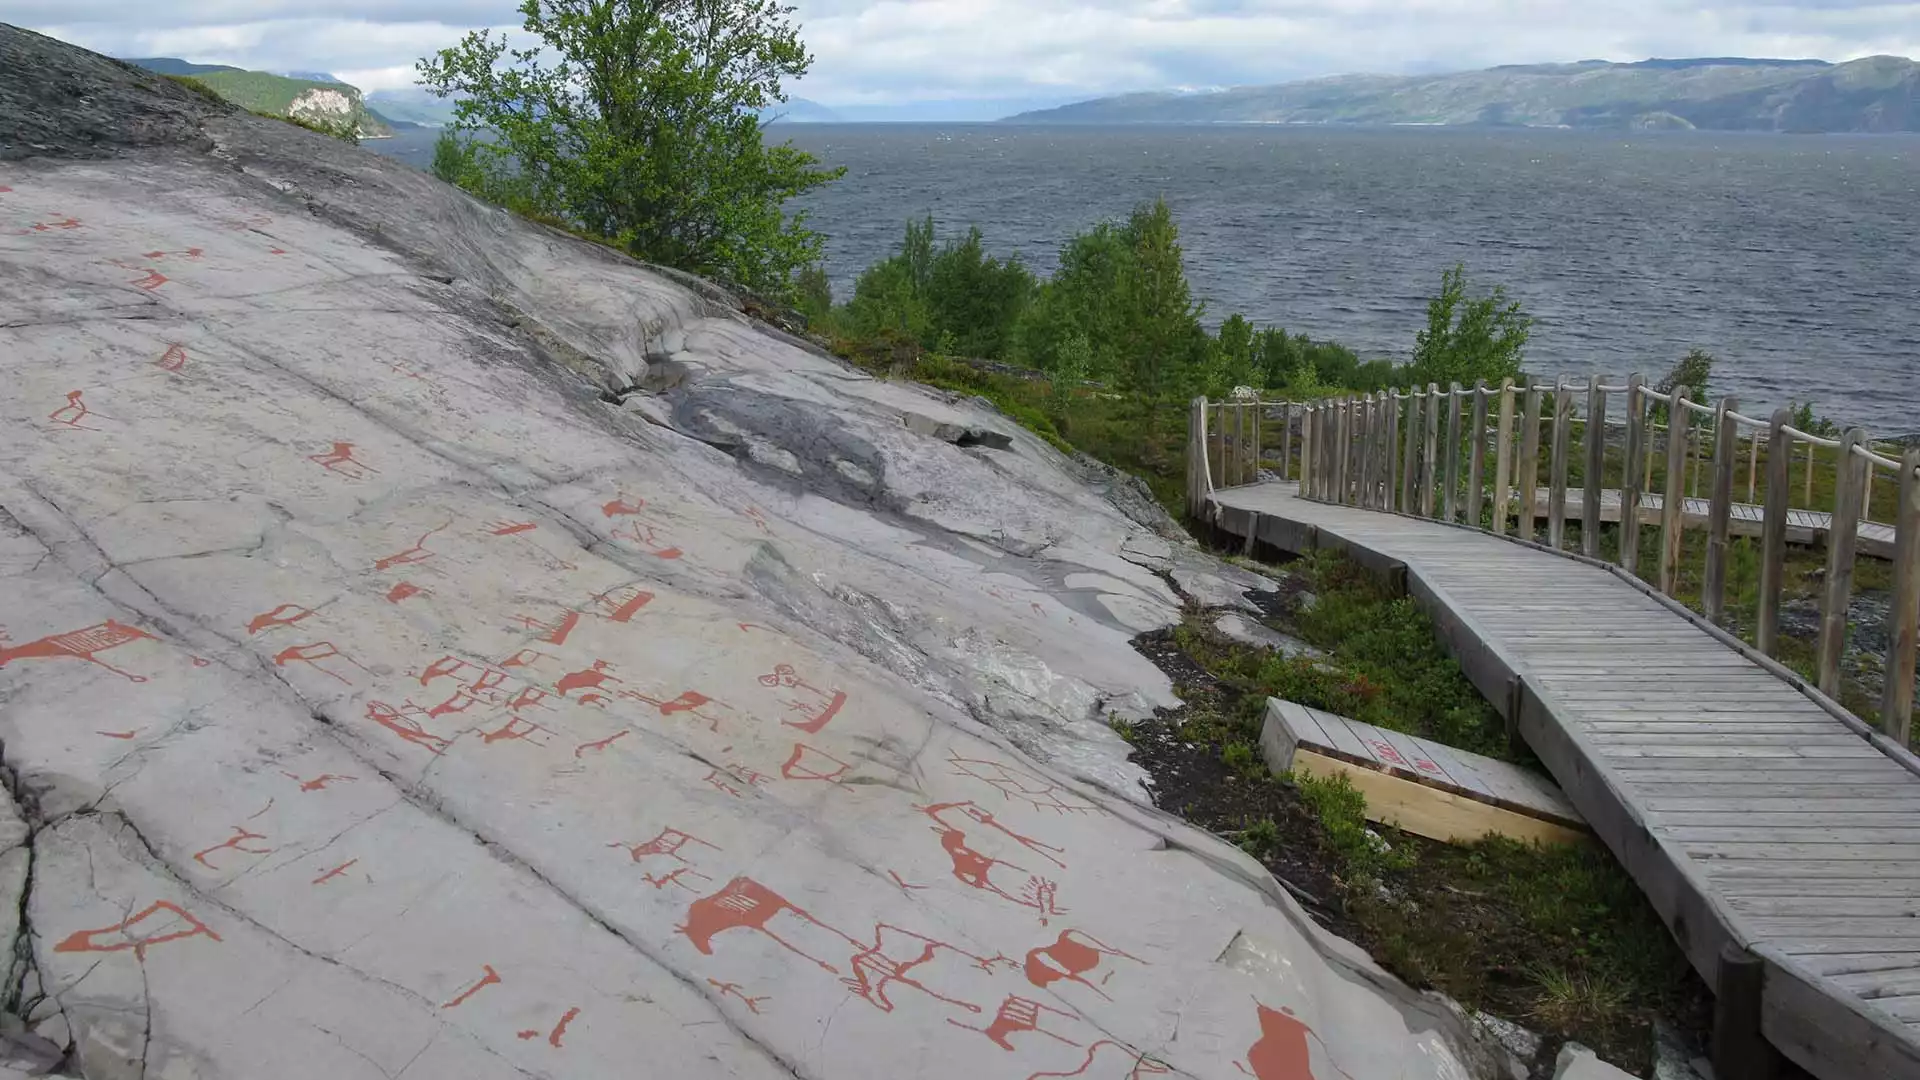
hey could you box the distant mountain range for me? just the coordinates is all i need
[1008,56,1920,132]
[124,58,394,138]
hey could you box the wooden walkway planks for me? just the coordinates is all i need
[1528,487,1899,559]
[1208,481,1920,1080]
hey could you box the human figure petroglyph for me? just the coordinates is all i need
[54,901,221,959]
[0,620,157,682]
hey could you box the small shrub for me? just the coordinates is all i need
[1239,818,1282,860]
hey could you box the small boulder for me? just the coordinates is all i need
[1554,1043,1637,1080]
[902,411,1013,450]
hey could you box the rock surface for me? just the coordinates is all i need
[1212,613,1323,659]
[0,24,1499,1080]
[1553,1043,1639,1080]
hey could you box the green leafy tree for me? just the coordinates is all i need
[416,0,842,295]
[925,227,1036,359]
[1211,313,1259,395]
[1114,199,1209,398]
[1406,264,1531,387]
[793,264,833,325]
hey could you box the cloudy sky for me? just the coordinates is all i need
[17,0,1920,108]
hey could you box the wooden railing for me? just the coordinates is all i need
[1188,380,1920,741]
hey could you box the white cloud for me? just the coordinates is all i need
[19,0,1920,106]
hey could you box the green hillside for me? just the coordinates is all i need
[1011,55,1920,132]
[177,69,393,138]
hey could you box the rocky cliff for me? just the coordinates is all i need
[0,24,1504,1080]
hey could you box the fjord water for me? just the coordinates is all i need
[371,124,1919,430]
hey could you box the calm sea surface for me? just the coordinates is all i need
[368,125,1920,431]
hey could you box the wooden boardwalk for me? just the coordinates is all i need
[1531,487,1900,559]
[1208,481,1920,1080]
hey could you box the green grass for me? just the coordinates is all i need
[162,73,228,107]
[1176,550,1512,759]
[1157,549,1702,1067]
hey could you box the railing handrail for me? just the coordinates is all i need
[1187,376,1920,743]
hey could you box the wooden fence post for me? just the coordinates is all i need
[1549,377,1573,551]
[1370,393,1385,507]
[1883,448,1920,744]
[1748,428,1760,505]
[1388,392,1402,512]
[1758,408,1794,656]
[1467,381,1489,527]
[1335,396,1352,504]
[1818,429,1869,697]
[1660,385,1692,596]
[1296,406,1311,497]
[1443,383,1463,523]
[1279,404,1293,483]
[1517,386,1542,539]
[1583,375,1607,557]
[1621,374,1647,575]
[1361,395,1378,508]
[1492,378,1515,535]
[1704,397,1739,624]
[1400,391,1420,514]
[1422,385,1440,518]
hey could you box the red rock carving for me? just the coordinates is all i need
[608,827,717,865]
[517,1006,580,1047]
[707,979,769,1014]
[781,743,850,784]
[592,586,654,623]
[311,859,358,885]
[365,700,452,754]
[601,496,682,558]
[272,642,369,685]
[246,603,315,634]
[1027,1041,1172,1079]
[373,522,449,570]
[622,688,733,731]
[281,771,355,792]
[23,216,80,232]
[948,751,1096,814]
[442,965,501,1008]
[131,270,168,290]
[481,715,551,745]
[487,520,537,536]
[919,801,1066,920]
[1239,1004,1342,1080]
[644,867,712,892]
[757,663,847,734]
[308,441,378,481]
[949,995,1081,1050]
[155,344,188,372]
[385,581,424,603]
[142,248,203,260]
[48,389,107,430]
[501,648,547,669]
[887,871,926,892]
[680,877,1013,1013]
[1024,931,1143,999]
[574,730,629,757]
[0,620,157,682]
[679,876,845,972]
[54,901,221,958]
[518,610,580,646]
[556,660,620,702]
[98,730,139,740]
[193,826,272,869]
